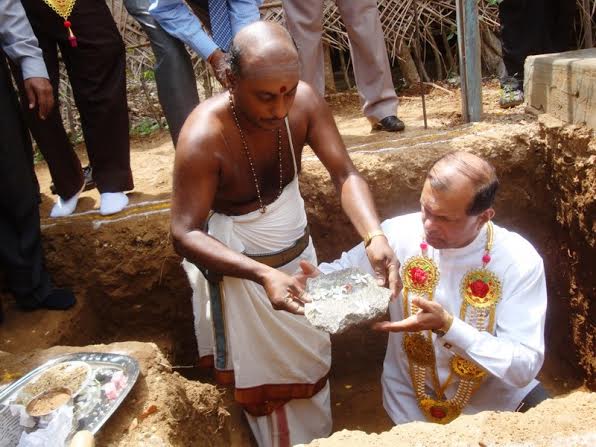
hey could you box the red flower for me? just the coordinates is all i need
[470,279,490,298]
[409,267,428,285]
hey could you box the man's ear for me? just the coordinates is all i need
[477,208,495,228]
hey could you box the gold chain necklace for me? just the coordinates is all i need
[229,95,283,214]
[40,0,78,47]
[401,221,502,424]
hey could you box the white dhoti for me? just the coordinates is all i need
[183,170,332,446]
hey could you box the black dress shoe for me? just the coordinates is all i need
[373,115,406,132]
[50,165,96,195]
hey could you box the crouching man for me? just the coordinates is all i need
[302,151,548,424]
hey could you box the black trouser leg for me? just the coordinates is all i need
[0,57,52,308]
[499,0,547,86]
[20,0,133,194]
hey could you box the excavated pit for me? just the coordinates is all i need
[0,93,594,445]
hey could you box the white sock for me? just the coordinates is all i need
[100,192,128,215]
[50,185,84,218]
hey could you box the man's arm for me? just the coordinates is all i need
[302,83,400,296]
[0,0,53,119]
[375,258,547,388]
[170,110,310,314]
[149,0,217,60]
[148,0,230,85]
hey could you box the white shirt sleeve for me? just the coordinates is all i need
[441,257,547,388]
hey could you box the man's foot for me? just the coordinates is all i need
[372,115,406,132]
[499,86,524,109]
[50,181,85,218]
[100,192,128,215]
[50,165,96,195]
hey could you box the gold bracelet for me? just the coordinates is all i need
[364,229,386,247]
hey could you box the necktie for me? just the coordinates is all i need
[208,0,233,51]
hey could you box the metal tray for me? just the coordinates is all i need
[0,352,139,436]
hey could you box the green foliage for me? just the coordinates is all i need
[142,69,155,81]
[132,118,160,136]
[33,146,44,164]
[486,0,503,6]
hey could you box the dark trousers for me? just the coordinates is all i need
[123,0,199,146]
[499,0,576,85]
[14,0,133,199]
[0,58,51,308]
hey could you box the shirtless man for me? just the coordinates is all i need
[171,21,398,446]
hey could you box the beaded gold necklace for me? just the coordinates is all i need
[40,0,78,47]
[229,95,283,214]
[401,221,502,424]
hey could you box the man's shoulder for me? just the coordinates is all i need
[293,80,324,113]
[180,95,228,146]
[382,212,421,234]
[493,224,544,272]
[381,212,421,247]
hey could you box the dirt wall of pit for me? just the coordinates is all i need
[33,119,593,388]
[539,116,596,390]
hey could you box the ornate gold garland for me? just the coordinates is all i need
[40,0,78,47]
[401,222,502,424]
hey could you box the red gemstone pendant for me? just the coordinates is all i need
[430,406,447,419]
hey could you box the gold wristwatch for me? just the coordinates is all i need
[364,229,386,247]
[433,312,454,337]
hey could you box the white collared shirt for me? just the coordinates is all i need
[319,212,547,424]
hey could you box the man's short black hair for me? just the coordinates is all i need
[228,41,243,77]
[427,151,499,216]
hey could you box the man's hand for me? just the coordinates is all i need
[207,49,229,88]
[294,260,321,289]
[261,267,311,315]
[372,296,450,333]
[24,77,54,120]
[365,235,401,298]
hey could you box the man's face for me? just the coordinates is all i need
[232,67,299,131]
[419,178,490,249]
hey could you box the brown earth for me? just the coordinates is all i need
[0,81,594,445]
[1,342,228,446]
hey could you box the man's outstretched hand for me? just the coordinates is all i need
[372,296,450,333]
[295,260,321,288]
[261,267,312,315]
[365,235,401,298]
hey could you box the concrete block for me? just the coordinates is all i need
[525,48,596,129]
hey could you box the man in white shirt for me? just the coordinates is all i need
[308,151,548,424]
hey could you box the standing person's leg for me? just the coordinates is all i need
[335,0,402,131]
[13,1,85,214]
[60,0,133,215]
[547,0,576,53]
[124,0,199,146]
[498,0,546,107]
[0,57,75,318]
[282,0,325,95]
